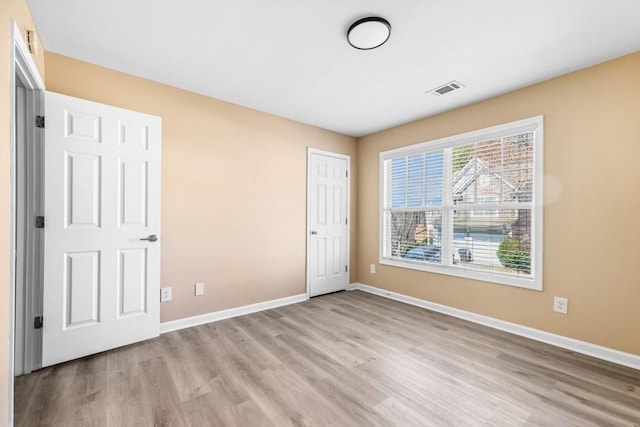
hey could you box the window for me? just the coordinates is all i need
[471,197,500,218]
[380,116,543,290]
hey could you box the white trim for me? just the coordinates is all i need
[13,84,26,378]
[351,283,640,371]
[11,23,45,90]
[532,117,544,292]
[379,259,541,290]
[13,62,44,378]
[160,293,308,334]
[379,116,543,291]
[9,21,45,427]
[380,117,540,159]
[305,148,351,298]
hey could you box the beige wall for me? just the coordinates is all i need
[0,0,44,422]
[357,52,640,356]
[44,53,358,323]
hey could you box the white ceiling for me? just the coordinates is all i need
[27,0,640,137]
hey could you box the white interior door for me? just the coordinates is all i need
[307,150,349,297]
[42,91,161,367]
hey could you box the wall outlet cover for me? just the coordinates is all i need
[161,287,172,302]
[195,282,204,296]
[553,296,568,314]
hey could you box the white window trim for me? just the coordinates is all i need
[379,116,544,291]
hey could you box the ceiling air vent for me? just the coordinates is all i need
[428,80,465,96]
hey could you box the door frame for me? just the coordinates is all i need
[9,20,45,425]
[305,148,351,298]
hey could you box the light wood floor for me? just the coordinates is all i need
[14,290,640,426]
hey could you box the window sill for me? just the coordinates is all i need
[379,258,542,291]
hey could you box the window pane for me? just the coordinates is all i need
[453,208,532,278]
[451,134,534,206]
[471,196,500,217]
[407,155,424,207]
[387,210,442,263]
[476,138,502,169]
[389,151,443,208]
[391,158,407,207]
[425,152,443,205]
[452,144,474,173]
[503,167,533,202]
[503,133,534,169]
[452,144,479,204]
[504,133,534,203]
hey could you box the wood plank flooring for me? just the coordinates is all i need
[14,290,640,426]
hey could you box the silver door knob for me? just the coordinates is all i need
[140,234,158,242]
[310,231,318,235]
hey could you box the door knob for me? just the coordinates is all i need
[310,230,318,235]
[140,234,158,242]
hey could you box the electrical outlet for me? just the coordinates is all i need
[160,287,172,302]
[195,282,204,296]
[370,264,376,274]
[553,296,568,314]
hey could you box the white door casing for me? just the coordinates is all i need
[43,92,161,366]
[14,80,45,375]
[307,149,349,297]
[10,21,45,426]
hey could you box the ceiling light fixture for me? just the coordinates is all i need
[347,17,391,50]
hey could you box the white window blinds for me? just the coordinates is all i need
[380,117,543,290]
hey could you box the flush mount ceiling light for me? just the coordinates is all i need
[347,17,391,50]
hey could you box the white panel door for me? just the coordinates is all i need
[308,151,349,297]
[43,92,161,366]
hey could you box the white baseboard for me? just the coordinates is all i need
[351,283,640,371]
[160,293,308,334]
[346,282,359,291]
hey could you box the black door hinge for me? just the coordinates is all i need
[35,216,45,228]
[345,265,348,273]
[34,316,43,329]
[35,115,45,129]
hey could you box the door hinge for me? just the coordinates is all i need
[345,218,348,225]
[345,265,348,273]
[34,316,43,329]
[346,170,349,178]
[35,115,45,129]
[35,216,45,228]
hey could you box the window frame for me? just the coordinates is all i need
[379,116,544,291]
